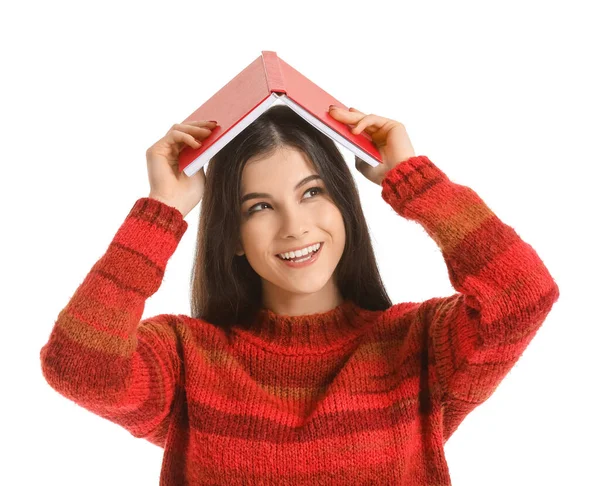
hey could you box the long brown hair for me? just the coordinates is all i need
[190,104,392,331]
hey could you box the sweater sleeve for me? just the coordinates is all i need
[39,197,188,448]
[380,155,560,443]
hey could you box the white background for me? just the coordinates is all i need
[2,0,598,484]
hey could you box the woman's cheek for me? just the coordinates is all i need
[245,218,275,255]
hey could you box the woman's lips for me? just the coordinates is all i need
[276,242,323,268]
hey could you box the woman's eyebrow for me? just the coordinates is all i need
[240,174,322,204]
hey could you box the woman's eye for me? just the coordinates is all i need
[247,203,269,215]
[304,187,323,199]
[247,186,324,215]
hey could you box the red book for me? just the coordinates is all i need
[178,50,383,176]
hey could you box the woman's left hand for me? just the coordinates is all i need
[328,105,416,186]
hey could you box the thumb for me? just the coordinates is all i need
[355,156,372,178]
[186,164,205,182]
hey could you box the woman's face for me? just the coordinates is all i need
[236,146,346,301]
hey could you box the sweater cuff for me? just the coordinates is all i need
[381,155,450,213]
[112,197,189,272]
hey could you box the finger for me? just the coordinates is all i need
[187,126,214,135]
[329,106,363,121]
[330,109,368,132]
[329,107,379,136]
[170,130,202,148]
[347,108,378,136]
[348,107,365,115]
[346,108,364,129]
[176,124,214,139]
[185,120,218,126]
[351,114,387,135]
[178,123,215,133]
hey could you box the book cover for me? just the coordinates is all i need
[178,51,383,176]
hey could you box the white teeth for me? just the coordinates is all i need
[278,242,321,260]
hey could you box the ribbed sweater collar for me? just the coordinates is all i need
[235,299,371,354]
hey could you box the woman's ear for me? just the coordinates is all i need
[235,240,245,256]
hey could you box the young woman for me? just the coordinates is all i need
[40,104,559,484]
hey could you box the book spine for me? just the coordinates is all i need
[262,50,287,94]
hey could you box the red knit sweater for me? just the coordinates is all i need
[40,155,559,485]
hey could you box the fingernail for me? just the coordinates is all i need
[329,105,338,110]
[209,120,218,124]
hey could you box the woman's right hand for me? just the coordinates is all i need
[146,120,218,218]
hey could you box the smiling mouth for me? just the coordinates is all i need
[276,242,324,261]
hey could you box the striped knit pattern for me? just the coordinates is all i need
[40,155,560,485]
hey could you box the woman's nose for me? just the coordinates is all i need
[279,207,309,239]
